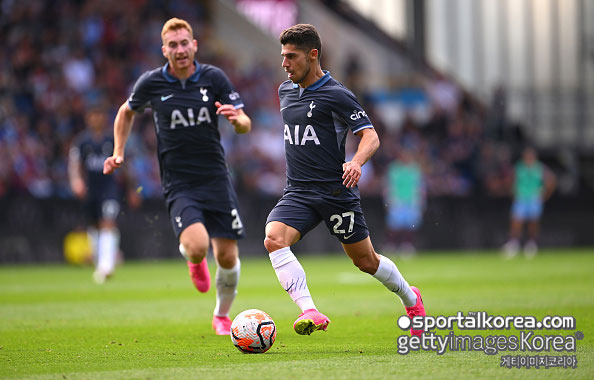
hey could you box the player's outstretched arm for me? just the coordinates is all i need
[67,145,86,199]
[343,128,380,188]
[103,102,136,175]
[215,101,251,134]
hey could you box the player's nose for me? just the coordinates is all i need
[175,44,186,55]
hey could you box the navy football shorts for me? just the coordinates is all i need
[266,183,369,244]
[86,197,120,224]
[165,176,245,240]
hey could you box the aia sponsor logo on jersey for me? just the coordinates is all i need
[283,124,320,146]
[169,107,212,129]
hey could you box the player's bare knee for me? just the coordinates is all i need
[98,219,117,229]
[216,251,237,269]
[264,235,285,253]
[182,241,208,263]
[186,249,207,263]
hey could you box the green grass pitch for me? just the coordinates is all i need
[1,249,593,379]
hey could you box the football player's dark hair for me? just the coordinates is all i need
[280,24,322,61]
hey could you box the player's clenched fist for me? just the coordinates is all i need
[103,156,123,175]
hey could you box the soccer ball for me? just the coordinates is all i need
[230,309,276,353]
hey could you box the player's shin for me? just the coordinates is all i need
[179,243,190,261]
[213,259,240,317]
[87,227,98,260]
[269,247,316,312]
[372,254,417,307]
[96,227,119,278]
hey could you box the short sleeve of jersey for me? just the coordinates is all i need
[127,71,152,112]
[332,87,373,134]
[210,66,244,109]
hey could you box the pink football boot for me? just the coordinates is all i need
[293,309,330,335]
[405,286,426,336]
[212,315,232,335]
[187,259,210,293]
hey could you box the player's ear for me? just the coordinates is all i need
[193,39,198,53]
[309,48,319,62]
[161,45,167,58]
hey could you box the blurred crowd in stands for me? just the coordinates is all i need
[0,0,525,201]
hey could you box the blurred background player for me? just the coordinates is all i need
[503,146,556,258]
[384,149,425,256]
[103,18,251,335]
[69,107,128,283]
[264,24,425,337]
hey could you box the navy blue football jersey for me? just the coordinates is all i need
[127,61,244,195]
[278,71,373,184]
[70,131,119,200]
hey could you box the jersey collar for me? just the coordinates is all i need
[162,60,202,83]
[293,70,331,92]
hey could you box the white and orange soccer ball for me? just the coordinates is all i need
[230,309,276,353]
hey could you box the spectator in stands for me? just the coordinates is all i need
[503,146,556,258]
[383,148,425,255]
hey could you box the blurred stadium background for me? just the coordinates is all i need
[1,0,593,263]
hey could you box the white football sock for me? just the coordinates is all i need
[96,228,119,275]
[213,259,240,317]
[373,254,417,307]
[179,243,190,261]
[87,227,98,263]
[269,247,316,312]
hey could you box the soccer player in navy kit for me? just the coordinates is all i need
[103,18,251,335]
[69,107,125,284]
[265,24,426,336]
